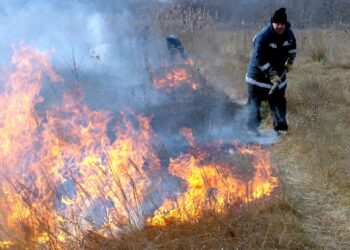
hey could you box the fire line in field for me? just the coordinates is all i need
[0,46,278,248]
[148,129,278,226]
[152,59,200,90]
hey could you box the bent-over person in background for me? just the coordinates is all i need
[166,35,187,62]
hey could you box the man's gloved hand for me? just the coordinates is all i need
[284,58,293,72]
[269,70,281,84]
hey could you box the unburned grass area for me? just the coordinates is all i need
[271,34,350,247]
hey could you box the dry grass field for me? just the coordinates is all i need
[1,5,350,250]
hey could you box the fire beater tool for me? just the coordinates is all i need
[268,70,286,95]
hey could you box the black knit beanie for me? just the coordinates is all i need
[271,8,287,24]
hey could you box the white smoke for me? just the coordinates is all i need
[0,0,167,112]
[0,1,140,69]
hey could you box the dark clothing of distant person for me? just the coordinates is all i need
[166,35,187,61]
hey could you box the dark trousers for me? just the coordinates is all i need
[247,84,288,132]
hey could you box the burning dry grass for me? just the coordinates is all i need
[0,41,280,249]
[1,4,350,248]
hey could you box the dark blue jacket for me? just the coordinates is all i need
[246,23,296,89]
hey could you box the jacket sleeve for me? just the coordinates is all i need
[253,33,275,76]
[288,31,297,63]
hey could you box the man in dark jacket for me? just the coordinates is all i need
[246,8,296,134]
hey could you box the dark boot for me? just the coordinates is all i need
[274,121,288,131]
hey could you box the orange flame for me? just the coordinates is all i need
[0,45,63,234]
[152,58,199,90]
[0,46,162,246]
[153,67,198,90]
[147,130,278,226]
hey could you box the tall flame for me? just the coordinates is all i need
[0,46,162,247]
[0,46,63,240]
